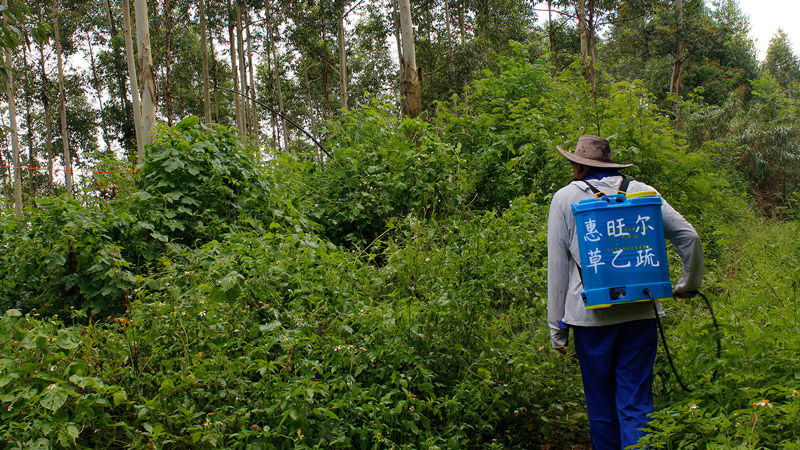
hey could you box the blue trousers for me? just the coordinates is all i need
[573,319,657,450]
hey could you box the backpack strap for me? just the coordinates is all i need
[617,176,632,195]
[580,179,605,199]
[579,175,632,199]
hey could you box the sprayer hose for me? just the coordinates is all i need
[643,289,721,393]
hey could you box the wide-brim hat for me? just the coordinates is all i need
[556,135,633,169]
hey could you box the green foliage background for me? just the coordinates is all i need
[2,43,800,450]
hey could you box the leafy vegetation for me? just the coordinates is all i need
[2,0,800,447]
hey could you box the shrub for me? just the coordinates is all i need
[131,116,273,251]
[308,102,470,248]
[0,198,135,319]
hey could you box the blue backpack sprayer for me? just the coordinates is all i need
[572,178,721,391]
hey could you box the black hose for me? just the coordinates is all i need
[644,288,722,393]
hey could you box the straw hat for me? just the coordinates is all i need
[556,135,633,169]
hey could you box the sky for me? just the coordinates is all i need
[736,0,800,61]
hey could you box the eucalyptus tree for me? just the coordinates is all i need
[604,0,757,108]
[345,7,394,106]
[402,0,538,111]
[271,0,345,154]
[89,0,137,159]
[122,0,143,159]
[263,0,290,150]
[763,29,800,91]
[148,0,213,128]
[199,0,211,122]
[1,0,24,212]
[201,0,237,127]
[396,0,421,117]
[135,0,156,153]
[52,1,74,197]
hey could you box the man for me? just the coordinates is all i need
[547,135,703,449]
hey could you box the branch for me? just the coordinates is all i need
[218,87,332,159]
[344,0,366,18]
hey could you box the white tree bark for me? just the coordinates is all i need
[2,0,23,213]
[397,0,421,117]
[134,0,156,151]
[236,3,249,136]
[39,42,55,192]
[245,12,259,140]
[123,0,144,162]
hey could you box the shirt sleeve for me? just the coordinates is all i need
[547,192,571,348]
[661,199,704,293]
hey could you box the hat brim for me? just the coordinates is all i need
[556,146,633,169]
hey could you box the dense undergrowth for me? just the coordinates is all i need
[1,52,799,449]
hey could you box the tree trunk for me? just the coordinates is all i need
[2,0,23,214]
[199,0,212,123]
[39,42,55,192]
[135,0,157,152]
[587,0,597,94]
[338,10,348,110]
[236,3,249,136]
[53,4,73,198]
[303,62,320,160]
[265,6,278,149]
[576,0,596,94]
[266,33,277,149]
[210,35,220,123]
[227,0,244,136]
[320,22,331,119]
[458,0,465,43]
[22,43,35,200]
[277,55,289,150]
[670,0,685,121]
[266,4,289,150]
[397,0,422,117]
[245,11,259,140]
[392,0,404,94]
[123,0,144,161]
[164,0,173,126]
[577,1,588,66]
[547,0,556,60]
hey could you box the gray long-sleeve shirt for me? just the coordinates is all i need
[547,175,704,349]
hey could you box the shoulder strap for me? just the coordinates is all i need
[617,176,632,195]
[580,175,632,199]
[580,180,605,200]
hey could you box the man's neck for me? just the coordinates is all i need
[583,169,621,181]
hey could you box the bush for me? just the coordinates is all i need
[131,116,273,251]
[0,198,135,319]
[308,102,471,249]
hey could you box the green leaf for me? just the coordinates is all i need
[314,407,340,421]
[40,386,68,412]
[56,332,79,350]
[175,116,200,130]
[133,191,152,201]
[0,358,15,370]
[150,231,169,242]
[260,320,281,334]
[67,424,79,439]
